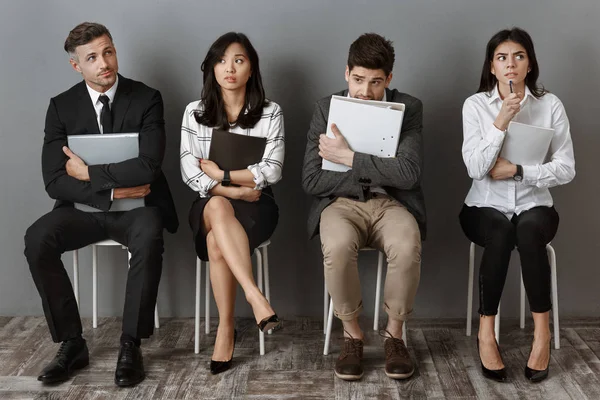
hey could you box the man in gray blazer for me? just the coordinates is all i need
[302,33,426,381]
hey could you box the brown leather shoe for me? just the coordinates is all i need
[383,331,414,379]
[334,337,364,380]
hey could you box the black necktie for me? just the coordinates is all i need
[99,95,113,133]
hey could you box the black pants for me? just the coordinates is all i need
[24,206,164,342]
[459,205,559,315]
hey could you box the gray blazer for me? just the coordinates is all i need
[301,88,427,240]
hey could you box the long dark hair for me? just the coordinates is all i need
[195,32,267,129]
[477,27,546,98]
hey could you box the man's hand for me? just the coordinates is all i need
[113,184,151,199]
[200,159,223,181]
[490,157,517,180]
[319,123,355,167]
[63,146,90,181]
[234,186,261,202]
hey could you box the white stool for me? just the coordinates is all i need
[466,242,559,349]
[72,239,160,329]
[323,248,407,356]
[194,240,272,355]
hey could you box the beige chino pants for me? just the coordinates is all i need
[320,194,421,321]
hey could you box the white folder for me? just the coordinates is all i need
[500,121,554,165]
[321,95,405,172]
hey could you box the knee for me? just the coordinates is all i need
[385,235,421,267]
[516,219,545,249]
[204,196,233,221]
[321,235,358,268]
[24,221,55,262]
[128,209,164,252]
[206,232,223,261]
[485,223,516,251]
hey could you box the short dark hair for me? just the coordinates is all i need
[195,32,268,130]
[347,33,395,76]
[477,27,546,98]
[64,22,113,56]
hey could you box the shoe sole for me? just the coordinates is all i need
[334,370,364,381]
[385,368,414,380]
[38,357,90,384]
[114,374,146,387]
[259,321,280,333]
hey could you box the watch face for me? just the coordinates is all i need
[514,175,523,182]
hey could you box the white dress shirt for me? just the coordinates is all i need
[86,76,119,134]
[462,85,575,219]
[180,100,285,197]
[85,77,119,199]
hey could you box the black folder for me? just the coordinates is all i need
[208,129,267,171]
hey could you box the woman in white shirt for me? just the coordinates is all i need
[459,27,575,383]
[180,32,284,374]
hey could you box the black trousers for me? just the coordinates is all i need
[459,205,559,316]
[24,206,164,342]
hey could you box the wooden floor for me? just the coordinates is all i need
[0,316,599,399]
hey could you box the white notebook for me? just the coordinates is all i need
[500,121,555,165]
[322,95,405,172]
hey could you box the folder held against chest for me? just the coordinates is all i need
[208,129,266,170]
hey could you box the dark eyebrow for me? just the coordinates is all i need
[234,53,247,58]
[85,51,97,58]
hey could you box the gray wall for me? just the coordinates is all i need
[1,0,599,321]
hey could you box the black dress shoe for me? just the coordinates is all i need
[525,339,551,383]
[114,341,145,387]
[210,329,237,375]
[257,314,280,333]
[477,338,507,382]
[38,338,89,384]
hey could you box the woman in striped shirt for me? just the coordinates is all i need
[180,32,284,374]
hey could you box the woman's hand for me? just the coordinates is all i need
[494,92,522,131]
[200,159,223,181]
[235,186,262,202]
[489,157,517,180]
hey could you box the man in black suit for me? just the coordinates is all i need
[24,22,178,387]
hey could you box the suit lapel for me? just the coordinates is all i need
[112,75,132,133]
[76,82,100,134]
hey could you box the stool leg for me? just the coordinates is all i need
[324,281,328,335]
[323,299,334,355]
[256,249,265,356]
[520,272,526,329]
[495,303,501,344]
[263,246,273,335]
[374,252,384,331]
[467,243,475,336]
[92,245,98,329]
[195,257,201,354]
[205,262,210,335]
[548,245,560,349]
[73,250,80,307]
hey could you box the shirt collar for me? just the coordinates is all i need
[488,83,537,105]
[86,75,119,106]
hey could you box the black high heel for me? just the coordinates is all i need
[477,338,507,382]
[257,314,280,333]
[210,329,237,375]
[525,338,551,382]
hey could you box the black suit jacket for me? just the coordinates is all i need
[42,75,179,233]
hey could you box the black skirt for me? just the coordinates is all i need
[189,187,279,261]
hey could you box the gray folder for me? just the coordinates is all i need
[67,133,144,212]
[208,129,266,171]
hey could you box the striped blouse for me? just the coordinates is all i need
[180,100,285,197]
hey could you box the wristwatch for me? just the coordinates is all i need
[513,164,523,182]
[221,170,231,187]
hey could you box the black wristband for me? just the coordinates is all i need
[222,170,231,187]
